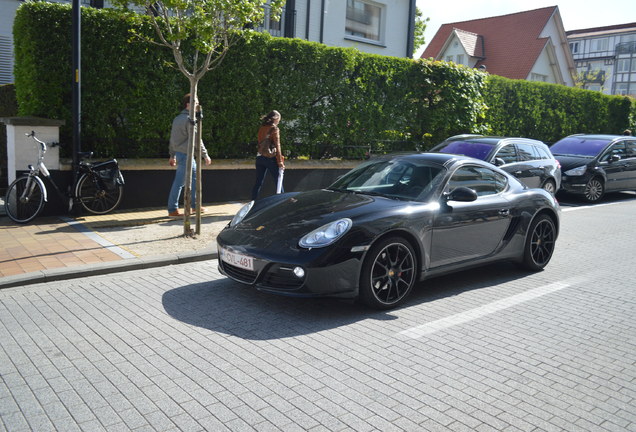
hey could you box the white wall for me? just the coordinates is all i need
[529,47,559,84]
[538,13,574,86]
[320,0,410,58]
[0,0,20,84]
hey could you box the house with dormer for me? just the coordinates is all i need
[0,0,417,85]
[421,6,575,86]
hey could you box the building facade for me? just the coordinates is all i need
[421,6,575,87]
[566,23,636,97]
[0,0,416,85]
[258,0,416,58]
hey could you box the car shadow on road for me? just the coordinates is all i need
[162,262,530,340]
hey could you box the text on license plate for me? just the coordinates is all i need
[220,247,254,271]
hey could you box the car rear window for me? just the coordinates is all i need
[434,141,492,161]
[550,137,609,157]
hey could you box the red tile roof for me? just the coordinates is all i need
[421,6,558,80]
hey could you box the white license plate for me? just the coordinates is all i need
[220,247,254,271]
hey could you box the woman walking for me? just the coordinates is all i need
[251,110,285,200]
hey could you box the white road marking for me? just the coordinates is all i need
[61,217,136,259]
[399,278,583,339]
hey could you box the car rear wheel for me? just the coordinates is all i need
[541,179,556,195]
[359,237,416,310]
[583,177,604,202]
[522,214,556,271]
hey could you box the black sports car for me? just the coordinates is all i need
[217,153,560,309]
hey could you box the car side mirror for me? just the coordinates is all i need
[445,186,478,202]
[610,154,621,163]
[494,157,505,166]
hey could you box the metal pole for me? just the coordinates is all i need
[72,0,81,193]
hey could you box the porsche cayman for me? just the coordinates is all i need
[217,153,560,309]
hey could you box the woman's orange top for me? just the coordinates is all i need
[258,124,284,167]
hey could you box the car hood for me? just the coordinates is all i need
[242,189,404,234]
[219,189,425,252]
[554,155,592,171]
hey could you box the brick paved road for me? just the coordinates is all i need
[1,196,635,431]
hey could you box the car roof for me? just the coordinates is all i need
[379,152,488,167]
[563,134,627,141]
[445,135,546,146]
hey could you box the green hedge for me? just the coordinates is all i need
[12,3,487,159]
[483,75,634,143]
[10,2,635,159]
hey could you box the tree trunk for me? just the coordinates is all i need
[183,80,198,237]
[195,105,203,235]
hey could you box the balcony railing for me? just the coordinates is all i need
[616,41,636,55]
[581,70,606,84]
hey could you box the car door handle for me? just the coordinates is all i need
[499,209,510,216]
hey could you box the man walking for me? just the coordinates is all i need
[167,94,212,217]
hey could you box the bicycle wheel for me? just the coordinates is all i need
[76,172,123,215]
[4,176,46,223]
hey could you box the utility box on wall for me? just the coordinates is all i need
[0,116,65,184]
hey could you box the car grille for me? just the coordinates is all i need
[221,262,257,284]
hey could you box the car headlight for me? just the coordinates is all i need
[230,201,254,227]
[299,218,352,248]
[564,166,587,176]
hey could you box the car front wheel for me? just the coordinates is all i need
[583,177,604,202]
[359,237,416,310]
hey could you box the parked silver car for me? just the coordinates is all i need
[430,135,562,194]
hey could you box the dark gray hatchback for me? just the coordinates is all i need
[549,134,636,202]
[430,135,562,194]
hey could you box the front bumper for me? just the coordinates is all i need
[559,175,588,194]
[217,242,363,298]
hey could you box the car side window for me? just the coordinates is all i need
[601,143,627,161]
[535,146,552,159]
[625,141,636,158]
[516,143,537,161]
[448,166,508,197]
[495,145,517,163]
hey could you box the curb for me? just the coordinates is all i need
[0,250,218,290]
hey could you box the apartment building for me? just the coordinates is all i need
[566,22,636,97]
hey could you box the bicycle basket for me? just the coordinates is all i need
[93,159,124,190]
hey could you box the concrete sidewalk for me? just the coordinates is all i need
[0,202,244,289]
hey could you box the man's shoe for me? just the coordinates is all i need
[168,210,182,217]
[192,207,207,214]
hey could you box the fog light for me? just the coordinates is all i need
[293,267,305,278]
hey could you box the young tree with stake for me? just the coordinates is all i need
[113,0,284,236]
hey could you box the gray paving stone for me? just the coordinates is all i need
[2,201,636,431]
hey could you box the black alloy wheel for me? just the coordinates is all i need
[522,214,556,271]
[360,237,416,309]
[583,177,604,203]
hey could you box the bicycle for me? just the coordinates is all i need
[4,131,125,223]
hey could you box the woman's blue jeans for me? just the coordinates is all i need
[168,152,197,212]
[251,155,283,200]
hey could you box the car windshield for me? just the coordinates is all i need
[328,159,444,201]
[434,141,493,161]
[550,137,609,157]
